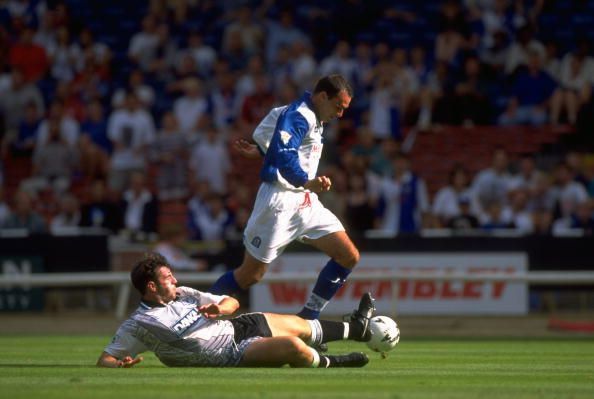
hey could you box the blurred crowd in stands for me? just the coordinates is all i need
[1,0,594,268]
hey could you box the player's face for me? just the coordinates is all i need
[154,266,177,302]
[320,90,351,122]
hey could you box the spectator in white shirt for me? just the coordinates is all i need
[173,77,209,136]
[433,165,479,227]
[189,125,230,194]
[154,224,206,271]
[35,100,79,149]
[553,162,589,219]
[128,15,159,71]
[472,148,515,214]
[107,92,156,192]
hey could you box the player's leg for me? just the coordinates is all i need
[239,336,369,368]
[263,304,374,345]
[297,230,360,319]
[211,251,269,294]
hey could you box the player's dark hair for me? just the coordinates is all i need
[130,252,171,295]
[313,74,353,99]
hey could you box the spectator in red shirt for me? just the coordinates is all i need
[9,26,49,83]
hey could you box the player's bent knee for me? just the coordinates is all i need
[337,248,360,268]
[282,337,311,366]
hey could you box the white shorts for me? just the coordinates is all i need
[243,182,345,263]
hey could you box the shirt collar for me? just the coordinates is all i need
[302,91,323,128]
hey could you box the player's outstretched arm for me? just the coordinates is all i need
[198,296,240,318]
[96,351,143,368]
[234,139,262,159]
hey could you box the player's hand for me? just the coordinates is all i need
[199,303,222,318]
[304,176,332,193]
[117,355,143,368]
[234,139,261,159]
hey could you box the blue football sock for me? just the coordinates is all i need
[211,270,242,295]
[298,259,352,319]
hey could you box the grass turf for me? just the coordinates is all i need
[0,336,593,399]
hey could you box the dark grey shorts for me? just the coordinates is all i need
[229,312,272,342]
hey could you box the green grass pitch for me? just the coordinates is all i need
[1,336,593,399]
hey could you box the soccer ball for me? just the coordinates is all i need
[366,316,400,353]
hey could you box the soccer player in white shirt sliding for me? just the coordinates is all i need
[96,253,375,368]
[211,75,361,321]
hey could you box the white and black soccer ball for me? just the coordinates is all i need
[366,315,400,353]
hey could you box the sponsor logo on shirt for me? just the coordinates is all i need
[280,130,292,145]
[172,308,201,336]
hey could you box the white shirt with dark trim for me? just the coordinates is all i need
[104,286,242,367]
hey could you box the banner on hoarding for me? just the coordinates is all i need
[250,253,528,315]
[0,256,44,311]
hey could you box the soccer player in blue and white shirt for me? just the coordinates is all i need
[97,253,375,368]
[211,75,361,320]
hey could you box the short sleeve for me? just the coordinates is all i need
[104,319,148,359]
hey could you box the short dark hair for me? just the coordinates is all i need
[313,74,353,98]
[130,253,171,295]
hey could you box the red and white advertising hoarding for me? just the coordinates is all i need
[250,253,528,315]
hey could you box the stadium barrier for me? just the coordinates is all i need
[2,271,594,319]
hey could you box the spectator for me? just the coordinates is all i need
[154,224,206,271]
[9,26,49,83]
[80,99,111,155]
[112,69,156,110]
[128,15,159,71]
[188,124,230,194]
[446,196,480,230]
[20,118,78,196]
[222,5,264,56]
[452,55,493,125]
[178,30,216,78]
[265,8,308,64]
[173,77,209,136]
[107,92,156,193]
[553,162,589,219]
[503,188,534,233]
[376,153,430,235]
[433,165,478,227]
[509,154,545,191]
[188,193,232,241]
[344,173,375,234]
[47,26,81,82]
[479,201,515,231]
[0,186,10,226]
[150,112,189,200]
[471,148,515,213]
[498,49,556,126]
[1,190,46,233]
[504,25,545,76]
[80,180,121,232]
[8,101,42,156]
[239,72,275,131]
[35,100,80,149]
[319,40,357,84]
[119,171,158,236]
[288,40,317,92]
[552,200,594,236]
[50,193,81,232]
[0,68,45,135]
[76,27,112,72]
[550,40,594,125]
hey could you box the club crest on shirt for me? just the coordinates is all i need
[280,130,292,145]
[251,236,262,248]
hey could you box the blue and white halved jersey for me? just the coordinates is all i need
[103,287,249,367]
[254,92,324,192]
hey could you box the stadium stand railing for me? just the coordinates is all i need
[2,270,594,319]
